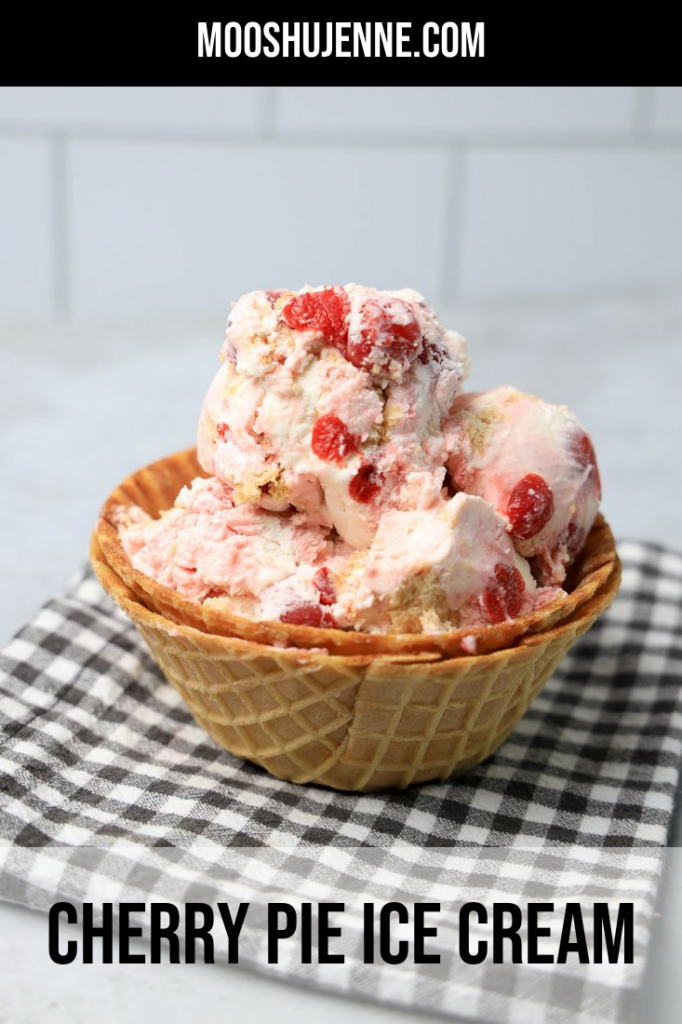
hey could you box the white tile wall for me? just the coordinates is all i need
[278,86,637,139]
[0,86,681,322]
[652,87,682,134]
[459,149,682,296]
[68,141,449,319]
[0,87,262,135]
[0,139,53,318]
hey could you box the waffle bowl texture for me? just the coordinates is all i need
[97,449,619,659]
[91,454,621,791]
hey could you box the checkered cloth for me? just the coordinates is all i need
[1,541,681,1024]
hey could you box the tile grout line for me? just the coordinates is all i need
[439,146,467,305]
[50,133,70,320]
[2,124,682,151]
[632,87,657,142]
[258,87,279,138]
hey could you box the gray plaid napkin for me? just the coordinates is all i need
[1,540,681,1024]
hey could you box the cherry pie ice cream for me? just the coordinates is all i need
[119,284,602,635]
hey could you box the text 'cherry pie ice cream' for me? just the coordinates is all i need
[119,285,603,636]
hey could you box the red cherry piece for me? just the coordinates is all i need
[280,603,324,627]
[418,340,444,366]
[281,287,350,348]
[347,297,421,370]
[311,414,358,463]
[217,422,230,441]
[481,587,507,624]
[570,429,596,468]
[494,563,525,617]
[349,463,382,503]
[344,336,373,370]
[569,429,602,498]
[313,567,336,606]
[280,603,336,628]
[481,563,526,623]
[507,473,555,539]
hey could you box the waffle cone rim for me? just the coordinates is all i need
[91,529,622,672]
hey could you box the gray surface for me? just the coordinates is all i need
[1,290,681,1021]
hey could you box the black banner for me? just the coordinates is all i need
[5,10,668,82]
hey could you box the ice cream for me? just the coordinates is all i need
[119,478,556,635]
[334,493,553,634]
[197,284,469,549]
[120,475,350,623]
[445,386,601,584]
[118,285,602,636]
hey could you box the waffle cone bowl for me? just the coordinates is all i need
[92,450,621,791]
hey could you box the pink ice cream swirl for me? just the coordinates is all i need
[445,386,601,585]
[197,284,470,550]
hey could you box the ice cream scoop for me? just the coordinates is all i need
[445,386,601,584]
[334,492,557,634]
[116,288,603,639]
[119,474,350,617]
[197,284,469,549]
